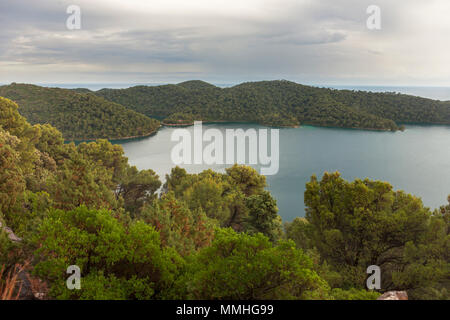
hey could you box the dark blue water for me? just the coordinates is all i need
[120,123,450,222]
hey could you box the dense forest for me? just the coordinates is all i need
[0,83,160,140]
[2,81,449,141]
[94,80,450,130]
[1,96,448,300]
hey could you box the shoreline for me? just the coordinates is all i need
[64,126,160,143]
[161,119,300,128]
[161,120,395,131]
[65,120,450,143]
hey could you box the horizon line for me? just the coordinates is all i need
[2,81,450,89]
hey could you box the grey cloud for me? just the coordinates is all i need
[0,0,449,85]
[260,30,347,45]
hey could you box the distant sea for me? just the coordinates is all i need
[14,83,450,101]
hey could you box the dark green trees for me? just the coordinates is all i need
[33,206,183,300]
[174,228,330,300]
[3,80,450,137]
[95,80,450,131]
[117,166,161,214]
[138,192,215,256]
[0,83,160,140]
[164,165,283,240]
[0,97,163,239]
[245,191,283,242]
[297,172,449,299]
[1,96,448,300]
[0,129,25,214]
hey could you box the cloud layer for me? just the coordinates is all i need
[1,0,449,85]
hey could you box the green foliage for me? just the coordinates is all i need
[46,151,119,211]
[0,228,21,268]
[0,96,33,138]
[138,192,216,256]
[225,164,267,196]
[33,124,66,162]
[390,207,449,299]
[0,95,448,300]
[117,166,161,214]
[284,217,312,251]
[177,80,219,90]
[7,191,53,239]
[0,83,160,140]
[245,191,283,242]
[0,97,41,178]
[330,288,380,300]
[162,112,197,125]
[183,175,235,225]
[0,95,163,230]
[176,228,330,300]
[33,206,184,300]
[76,139,129,183]
[329,88,450,125]
[45,138,161,215]
[0,128,26,213]
[164,165,283,239]
[302,172,449,299]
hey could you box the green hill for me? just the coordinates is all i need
[327,88,450,125]
[0,83,160,140]
[177,80,219,90]
[71,88,94,94]
[95,80,450,131]
[2,81,448,138]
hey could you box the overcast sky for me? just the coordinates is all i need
[0,0,449,86]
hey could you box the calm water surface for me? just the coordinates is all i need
[118,124,450,222]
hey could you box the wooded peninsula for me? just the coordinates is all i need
[1,80,450,140]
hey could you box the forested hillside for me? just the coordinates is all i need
[1,96,448,300]
[0,83,160,140]
[95,80,450,131]
[327,89,450,124]
[2,81,448,139]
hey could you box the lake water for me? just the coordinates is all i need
[119,123,450,222]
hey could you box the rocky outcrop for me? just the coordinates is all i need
[18,271,47,300]
[377,291,408,300]
[0,221,22,242]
